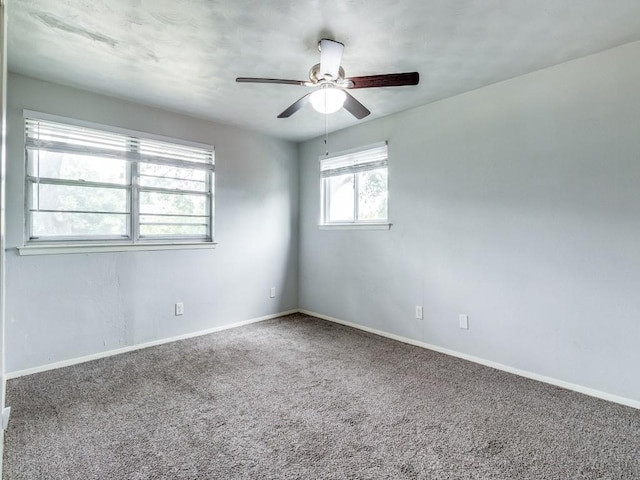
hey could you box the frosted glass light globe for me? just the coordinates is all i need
[309,87,347,114]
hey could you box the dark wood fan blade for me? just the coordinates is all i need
[236,77,306,86]
[346,72,419,89]
[277,93,312,118]
[343,92,370,119]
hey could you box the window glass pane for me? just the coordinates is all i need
[28,151,127,184]
[139,214,208,225]
[326,173,355,222]
[139,224,208,237]
[26,117,214,243]
[139,191,207,216]
[31,212,128,237]
[138,163,207,192]
[357,168,388,221]
[32,183,128,213]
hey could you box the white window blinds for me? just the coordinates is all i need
[24,113,215,243]
[25,118,214,172]
[320,141,388,178]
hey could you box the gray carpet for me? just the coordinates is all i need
[3,313,639,479]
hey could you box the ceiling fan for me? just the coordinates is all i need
[236,39,419,120]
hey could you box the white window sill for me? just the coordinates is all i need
[318,223,391,231]
[16,242,217,256]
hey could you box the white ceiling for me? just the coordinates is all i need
[9,1,640,142]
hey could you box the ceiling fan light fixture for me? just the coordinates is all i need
[309,87,346,114]
[237,38,418,120]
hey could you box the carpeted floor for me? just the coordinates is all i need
[3,313,639,479]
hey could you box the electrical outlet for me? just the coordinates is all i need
[459,314,469,330]
[175,302,184,316]
[270,287,276,298]
[415,305,423,320]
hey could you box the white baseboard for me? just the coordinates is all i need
[299,309,640,410]
[5,309,299,380]
[8,308,639,411]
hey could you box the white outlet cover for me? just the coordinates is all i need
[270,287,276,298]
[2,407,11,430]
[459,314,469,329]
[175,302,184,316]
[415,306,423,320]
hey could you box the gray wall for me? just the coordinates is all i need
[5,74,299,372]
[6,39,640,403]
[299,41,640,401]
[0,1,7,471]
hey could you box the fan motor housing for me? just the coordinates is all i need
[309,63,345,84]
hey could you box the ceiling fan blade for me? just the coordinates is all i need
[346,72,419,89]
[277,93,312,118]
[343,91,370,119]
[236,77,306,86]
[319,39,344,80]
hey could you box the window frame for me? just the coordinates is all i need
[23,110,215,248]
[319,141,390,228]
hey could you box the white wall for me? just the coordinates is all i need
[5,74,299,373]
[299,41,640,402]
[0,0,7,472]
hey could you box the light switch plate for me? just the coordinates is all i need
[459,314,469,329]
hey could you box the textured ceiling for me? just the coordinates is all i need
[9,1,640,142]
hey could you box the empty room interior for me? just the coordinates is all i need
[0,0,639,478]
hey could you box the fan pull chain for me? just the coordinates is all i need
[324,107,329,156]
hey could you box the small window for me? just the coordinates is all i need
[24,114,214,244]
[320,142,388,225]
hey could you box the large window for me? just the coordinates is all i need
[320,142,388,225]
[24,114,214,244]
